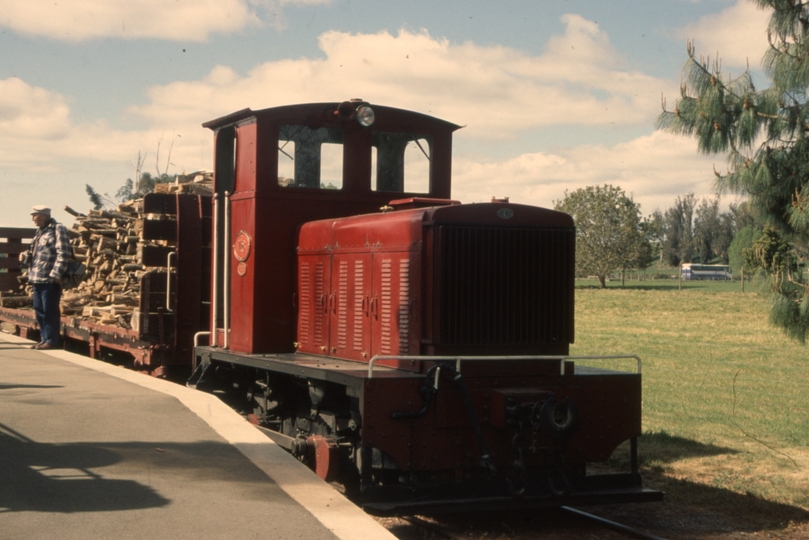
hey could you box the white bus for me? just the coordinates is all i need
[681,263,732,280]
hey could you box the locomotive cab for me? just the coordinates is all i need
[201,100,459,355]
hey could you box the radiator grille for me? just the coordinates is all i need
[352,259,365,352]
[299,262,310,345]
[337,260,348,349]
[436,225,574,346]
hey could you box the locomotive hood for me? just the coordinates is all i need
[297,201,574,253]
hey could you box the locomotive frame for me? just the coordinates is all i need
[187,100,663,515]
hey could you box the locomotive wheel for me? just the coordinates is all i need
[539,397,580,440]
[292,435,341,483]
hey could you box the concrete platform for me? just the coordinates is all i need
[0,333,396,540]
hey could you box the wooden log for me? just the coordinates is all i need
[64,205,86,218]
[82,306,101,317]
[95,236,117,251]
[102,210,134,221]
[81,219,115,229]
[0,296,32,308]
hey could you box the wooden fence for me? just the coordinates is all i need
[0,227,36,292]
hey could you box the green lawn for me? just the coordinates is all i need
[570,281,809,508]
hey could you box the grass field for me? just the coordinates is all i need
[570,278,809,510]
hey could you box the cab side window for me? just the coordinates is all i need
[278,125,344,189]
[372,132,431,193]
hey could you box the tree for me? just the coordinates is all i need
[730,201,757,231]
[86,145,177,209]
[713,210,736,264]
[746,228,809,341]
[656,1,809,340]
[694,196,721,263]
[85,184,106,210]
[662,192,696,266]
[118,171,175,201]
[728,225,763,275]
[86,172,174,210]
[628,216,659,283]
[646,209,666,263]
[554,184,652,288]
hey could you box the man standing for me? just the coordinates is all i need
[20,206,70,349]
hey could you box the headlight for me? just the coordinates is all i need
[356,105,375,127]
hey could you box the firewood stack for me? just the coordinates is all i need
[4,171,213,329]
[58,200,146,328]
[156,171,214,196]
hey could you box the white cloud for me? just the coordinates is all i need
[0,18,717,226]
[131,22,675,140]
[8,22,650,188]
[0,77,202,176]
[675,0,770,71]
[0,76,210,226]
[0,0,331,42]
[452,131,727,214]
[0,78,72,142]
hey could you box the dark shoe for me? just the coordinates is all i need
[36,342,55,350]
[29,342,44,349]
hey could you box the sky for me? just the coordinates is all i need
[0,0,773,227]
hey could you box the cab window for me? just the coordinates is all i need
[372,132,431,193]
[278,125,343,189]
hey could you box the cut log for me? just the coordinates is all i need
[0,295,32,308]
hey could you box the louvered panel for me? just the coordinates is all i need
[379,259,392,354]
[299,262,310,345]
[313,261,326,344]
[398,258,410,354]
[436,225,574,347]
[336,260,348,349]
[353,259,365,351]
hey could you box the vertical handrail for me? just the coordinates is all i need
[223,191,231,349]
[166,252,176,311]
[192,331,211,371]
[211,193,220,346]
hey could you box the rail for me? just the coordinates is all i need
[211,193,219,340]
[367,354,642,379]
[223,191,230,349]
[166,251,176,311]
[192,331,211,372]
[561,506,668,540]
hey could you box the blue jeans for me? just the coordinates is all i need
[32,282,62,346]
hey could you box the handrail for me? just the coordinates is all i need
[211,193,219,343]
[193,331,211,348]
[223,191,231,349]
[192,331,211,372]
[166,252,176,311]
[367,354,642,379]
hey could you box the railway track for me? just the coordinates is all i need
[252,419,666,539]
[560,506,667,540]
[380,507,668,540]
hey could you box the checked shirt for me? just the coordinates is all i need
[28,219,71,284]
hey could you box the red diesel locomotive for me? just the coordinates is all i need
[188,99,662,514]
